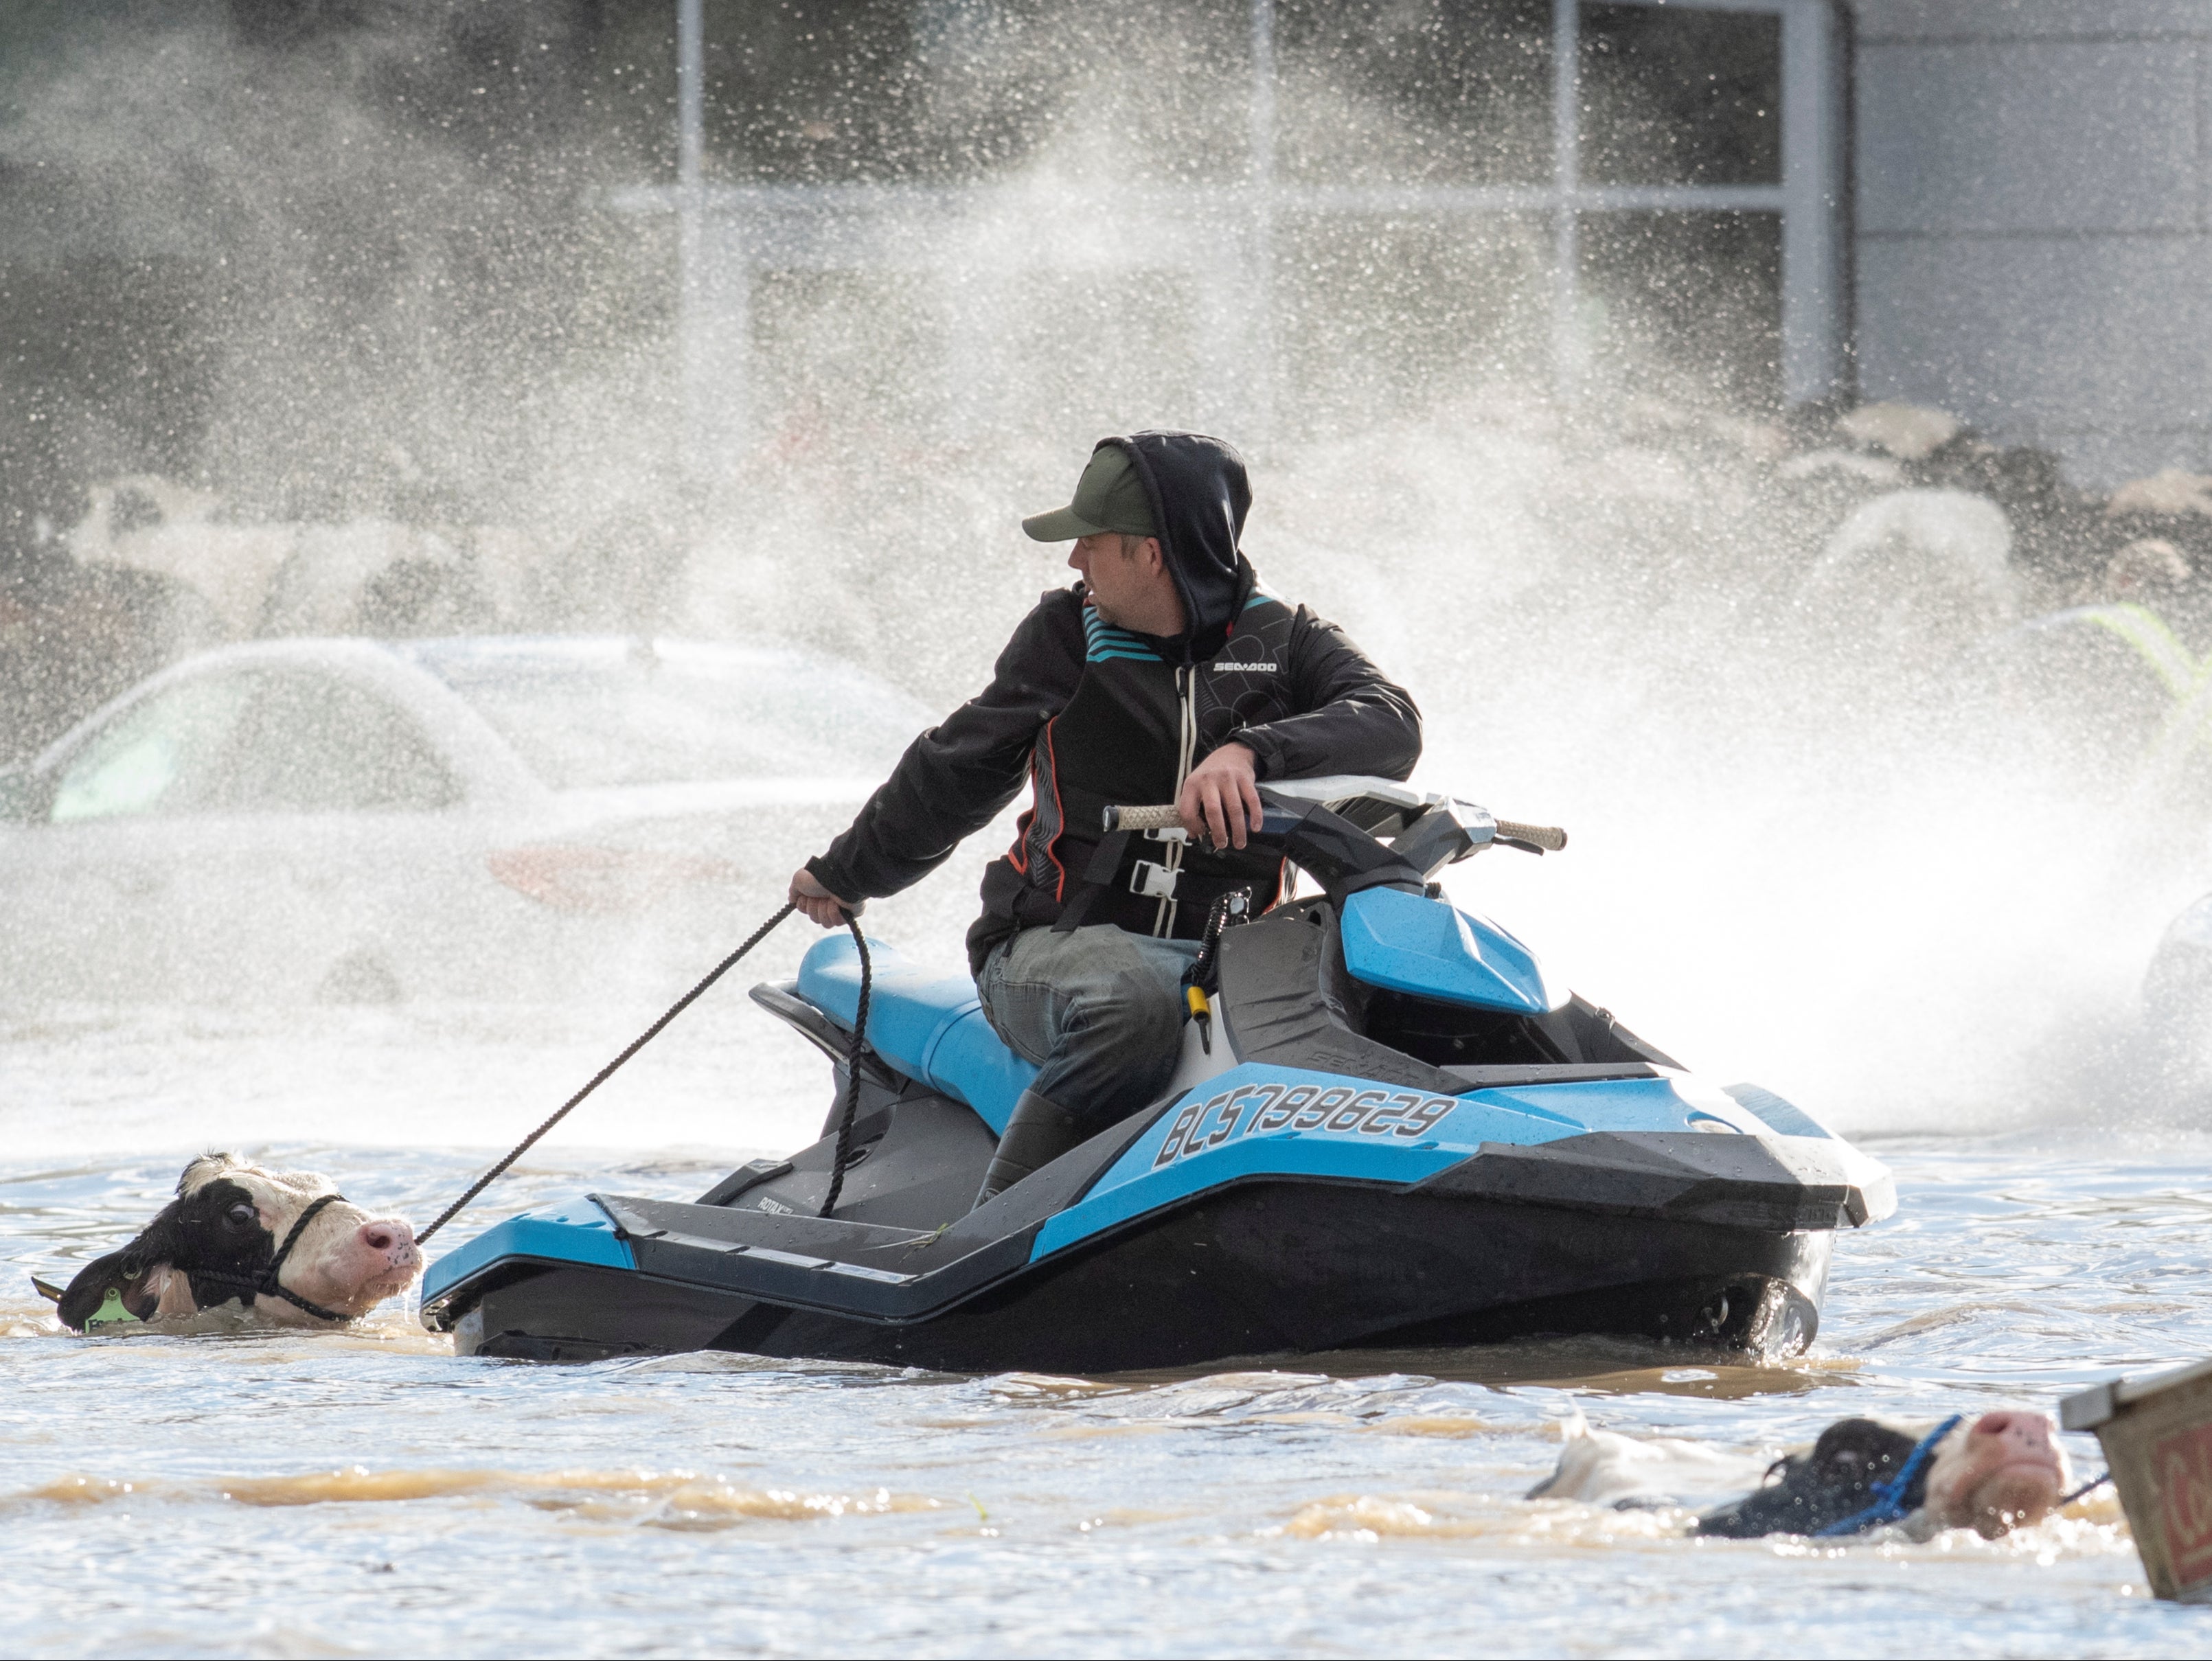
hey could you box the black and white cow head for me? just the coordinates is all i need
[1694,1412,2071,1539]
[56,1154,421,1331]
[1531,1408,2073,1542]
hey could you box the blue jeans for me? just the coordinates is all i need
[975,925,1201,1129]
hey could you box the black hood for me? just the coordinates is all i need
[1102,431,1255,661]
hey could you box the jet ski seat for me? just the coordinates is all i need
[796,933,1037,1136]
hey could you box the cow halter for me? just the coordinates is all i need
[1812,1414,1962,1537]
[190,1193,353,1325]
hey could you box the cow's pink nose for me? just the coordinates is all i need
[359,1222,414,1254]
[1973,1410,2052,1446]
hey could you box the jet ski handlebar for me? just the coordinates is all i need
[1102,801,1569,854]
[1102,804,1185,833]
[1492,818,1569,852]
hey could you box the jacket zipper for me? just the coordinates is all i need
[1156,665,1195,937]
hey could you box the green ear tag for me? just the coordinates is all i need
[84,1287,144,1331]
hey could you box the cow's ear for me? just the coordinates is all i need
[56,1247,144,1331]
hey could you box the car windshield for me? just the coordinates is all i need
[411,639,928,790]
[49,668,458,821]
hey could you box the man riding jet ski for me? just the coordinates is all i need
[418,437,1895,1370]
[788,431,1421,1205]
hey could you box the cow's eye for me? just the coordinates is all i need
[226,1202,256,1226]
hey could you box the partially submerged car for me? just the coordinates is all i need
[0,637,929,1003]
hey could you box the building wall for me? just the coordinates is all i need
[1851,0,2210,485]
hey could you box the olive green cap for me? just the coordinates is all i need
[1021,444,1156,542]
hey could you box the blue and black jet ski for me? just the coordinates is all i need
[420,777,1895,1370]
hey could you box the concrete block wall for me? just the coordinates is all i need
[1851,1,2210,485]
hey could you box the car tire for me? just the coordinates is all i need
[318,949,403,1005]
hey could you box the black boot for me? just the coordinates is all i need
[973,1089,1084,1209]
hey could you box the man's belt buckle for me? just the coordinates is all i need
[1130,859,1180,900]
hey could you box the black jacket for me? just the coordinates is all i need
[808,432,1422,972]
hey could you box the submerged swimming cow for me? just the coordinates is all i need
[1531,1410,2072,1540]
[41,1155,422,1331]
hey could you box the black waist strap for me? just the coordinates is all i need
[1051,834,1270,943]
[1051,830,1133,933]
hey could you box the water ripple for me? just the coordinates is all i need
[3,1135,2209,1656]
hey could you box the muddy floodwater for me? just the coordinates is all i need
[5,1002,2212,1658]
[5,1140,2209,1657]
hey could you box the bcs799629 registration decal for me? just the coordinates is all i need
[1152,1081,1460,1167]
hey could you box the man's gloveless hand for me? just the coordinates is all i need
[788,867,864,928]
[1178,742,1262,850]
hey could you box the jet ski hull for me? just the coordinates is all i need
[424,1059,1867,1371]
[440,1180,1832,1371]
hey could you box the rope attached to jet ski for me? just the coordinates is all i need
[2060,1469,2114,1506]
[819,919,873,1219]
[420,899,843,1244]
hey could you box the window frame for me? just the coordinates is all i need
[646,0,1848,449]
